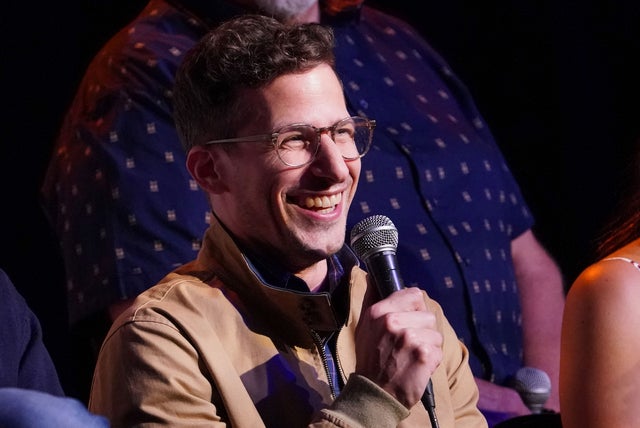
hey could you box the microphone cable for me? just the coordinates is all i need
[423,379,439,428]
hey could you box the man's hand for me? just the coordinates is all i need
[354,287,442,408]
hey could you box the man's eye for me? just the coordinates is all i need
[279,133,309,150]
[334,126,355,140]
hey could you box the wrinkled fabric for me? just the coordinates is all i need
[89,216,486,427]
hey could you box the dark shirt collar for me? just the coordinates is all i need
[243,245,358,294]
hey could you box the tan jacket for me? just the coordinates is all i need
[89,217,487,427]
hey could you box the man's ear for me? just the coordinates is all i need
[186,146,228,194]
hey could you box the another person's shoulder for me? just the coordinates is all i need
[356,5,457,75]
[360,4,417,31]
[568,248,640,315]
[0,268,19,299]
[0,269,31,319]
[83,2,204,82]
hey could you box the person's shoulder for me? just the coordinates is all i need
[0,269,29,318]
[358,5,447,66]
[86,3,201,73]
[133,270,214,305]
[118,270,227,323]
[568,249,640,314]
[0,269,18,300]
[360,5,419,34]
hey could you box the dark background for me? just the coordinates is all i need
[2,0,639,400]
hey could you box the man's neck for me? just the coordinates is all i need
[295,258,329,292]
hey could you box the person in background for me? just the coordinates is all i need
[560,145,640,428]
[88,14,487,427]
[41,0,564,422]
[0,268,109,427]
[1,268,64,395]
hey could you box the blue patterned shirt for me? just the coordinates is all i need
[330,8,532,386]
[41,0,532,386]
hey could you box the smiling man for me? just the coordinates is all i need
[88,14,487,427]
[193,63,358,286]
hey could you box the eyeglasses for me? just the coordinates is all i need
[202,116,376,168]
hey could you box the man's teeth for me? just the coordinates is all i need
[304,194,341,209]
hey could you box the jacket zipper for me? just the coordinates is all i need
[311,329,337,400]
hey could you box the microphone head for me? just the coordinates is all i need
[513,366,552,414]
[350,215,398,261]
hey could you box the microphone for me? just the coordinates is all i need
[349,214,404,296]
[350,215,439,428]
[513,366,551,414]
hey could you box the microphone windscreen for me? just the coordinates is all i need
[350,215,398,260]
[513,366,551,413]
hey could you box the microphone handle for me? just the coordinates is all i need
[365,252,440,428]
[366,251,404,295]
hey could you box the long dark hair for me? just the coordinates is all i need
[594,139,640,258]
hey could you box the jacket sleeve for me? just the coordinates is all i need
[311,374,409,427]
[428,297,488,428]
[89,316,237,427]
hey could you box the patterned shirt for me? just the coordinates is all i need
[331,8,533,386]
[41,0,532,386]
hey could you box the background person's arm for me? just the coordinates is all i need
[511,229,564,412]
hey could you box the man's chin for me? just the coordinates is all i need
[303,239,344,258]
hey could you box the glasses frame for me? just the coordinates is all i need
[202,116,376,167]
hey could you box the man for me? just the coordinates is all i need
[88,14,486,427]
[42,0,564,421]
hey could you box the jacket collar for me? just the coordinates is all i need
[189,215,360,344]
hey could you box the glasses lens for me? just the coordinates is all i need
[275,117,373,167]
[276,125,316,166]
[334,117,372,160]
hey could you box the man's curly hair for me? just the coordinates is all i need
[173,14,336,151]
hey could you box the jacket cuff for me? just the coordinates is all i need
[321,373,410,427]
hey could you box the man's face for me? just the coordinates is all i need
[209,64,360,272]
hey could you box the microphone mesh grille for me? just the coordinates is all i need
[514,367,551,393]
[350,215,398,260]
[513,366,551,411]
